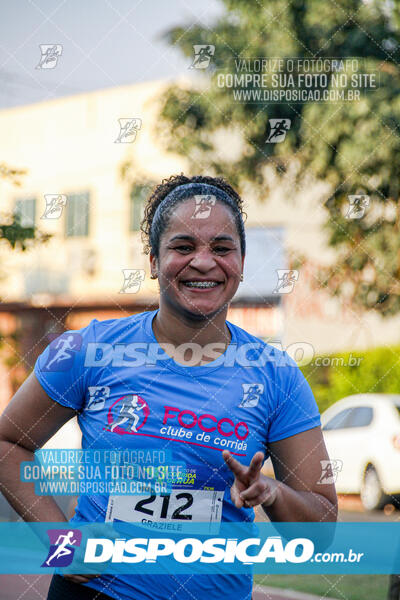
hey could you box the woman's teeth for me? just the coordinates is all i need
[183,281,219,288]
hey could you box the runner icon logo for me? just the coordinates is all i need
[43,333,82,372]
[36,44,63,69]
[266,119,291,143]
[317,459,343,485]
[107,394,150,434]
[189,45,215,69]
[87,386,110,411]
[42,529,82,567]
[191,195,216,219]
[240,383,264,408]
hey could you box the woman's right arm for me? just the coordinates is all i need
[0,371,77,522]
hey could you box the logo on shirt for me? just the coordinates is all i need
[86,386,110,411]
[42,529,82,567]
[106,394,149,434]
[240,383,264,408]
[43,333,82,372]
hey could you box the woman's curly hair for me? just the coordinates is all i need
[140,173,246,256]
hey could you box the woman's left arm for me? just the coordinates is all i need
[223,426,338,522]
[263,425,338,522]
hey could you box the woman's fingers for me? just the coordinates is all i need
[223,450,265,482]
[222,450,247,480]
[239,476,278,508]
[247,451,265,482]
[230,480,244,509]
[224,450,269,509]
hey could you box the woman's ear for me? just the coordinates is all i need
[150,254,158,279]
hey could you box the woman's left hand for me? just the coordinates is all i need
[222,450,280,509]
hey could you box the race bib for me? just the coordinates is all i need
[106,489,224,534]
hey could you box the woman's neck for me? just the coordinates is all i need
[152,303,231,365]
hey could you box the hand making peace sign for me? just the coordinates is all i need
[222,450,280,509]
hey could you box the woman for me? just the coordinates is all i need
[0,174,337,600]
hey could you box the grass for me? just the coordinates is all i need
[253,574,389,600]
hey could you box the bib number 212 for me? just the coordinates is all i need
[135,493,193,520]
[106,489,224,526]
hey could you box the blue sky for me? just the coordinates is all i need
[0,0,223,109]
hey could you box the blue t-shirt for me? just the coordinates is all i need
[34,309,321,600]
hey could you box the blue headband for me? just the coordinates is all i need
[149,181,246,255]
[152,182,235,223]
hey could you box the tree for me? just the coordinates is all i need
[0,162,47,249]
[0,163,50,393]
[157,0,400,315]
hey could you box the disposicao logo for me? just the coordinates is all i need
[84,536,314,564]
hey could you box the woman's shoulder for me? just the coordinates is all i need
[85,310,154,342]
[94,309,151,329]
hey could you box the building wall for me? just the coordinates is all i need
[0,79,180,304]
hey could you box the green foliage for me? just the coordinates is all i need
[301,345,400,413]
[0,210,50,251]
[0,163,48,249]
[0,215,35,250]
[158,0,400,315]
[254,573,388,600]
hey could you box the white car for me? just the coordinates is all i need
[42,416,82,449]
[321,393,400,511]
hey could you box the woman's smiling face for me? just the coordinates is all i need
[151,198,244,320]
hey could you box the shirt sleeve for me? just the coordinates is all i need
[267,355,321,442]
[34,320,98,411]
